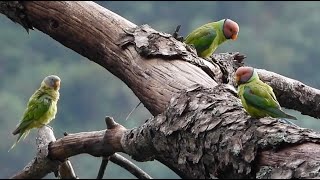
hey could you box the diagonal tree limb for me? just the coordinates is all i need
[1,1,319,120]
[109,153,152,179]
[96,153,153,179]
[96,156,109,179]
[0,1,219,116]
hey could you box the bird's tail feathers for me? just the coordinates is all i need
[284,113,298,120]
[268,108,298,120]
[12,127,20,135]
[8,133,24,152]
[22,130,30,140]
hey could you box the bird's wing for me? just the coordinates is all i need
[243,85,297,120]
[266,84,281,107]
[13,94,52,135]
[243,85,280,112]
[184,25,217,54]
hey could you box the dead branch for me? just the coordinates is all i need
[97,156,109,179]
[109,153,153,179]
[10,126,77,179]
[58,160,78,179]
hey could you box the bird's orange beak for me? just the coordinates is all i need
[55,80,60,90]
[235,75,240,84]
[231,33,238,40]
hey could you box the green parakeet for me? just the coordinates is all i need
[9,75,61,151]
[184,18,239,58]
[235,67,297,120]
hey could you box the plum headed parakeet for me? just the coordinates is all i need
[235,67,297,120]
[9,75,61,151]
[184,18,239,58]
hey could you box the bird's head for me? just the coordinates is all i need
[42,75,61,91]
[223,19,239,40]
[235,66,257,85]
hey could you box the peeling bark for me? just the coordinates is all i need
[121,84,320,179]
[0,1,33,32]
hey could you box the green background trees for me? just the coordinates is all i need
[1,1,320,178]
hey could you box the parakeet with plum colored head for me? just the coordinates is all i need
[235,67,297,120]
[184,18,239,58]
[9,75,61,151]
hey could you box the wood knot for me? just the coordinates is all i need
[49,19,59,29]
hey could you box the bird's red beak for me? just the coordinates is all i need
[231,34,238,40]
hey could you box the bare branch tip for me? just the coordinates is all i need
[105,116,118,129]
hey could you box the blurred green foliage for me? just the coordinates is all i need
[1,1,320,179]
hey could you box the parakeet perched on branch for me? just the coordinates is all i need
[184,18,239,58]
[235,67,297,120]
[9,75,61,151]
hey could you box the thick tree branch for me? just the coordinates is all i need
[0,1,33,32]
[48,119,126,162]
[120,84,320,179]
[0,1,224,116]
[11,117,153,179]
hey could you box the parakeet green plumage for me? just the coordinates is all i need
[184,18,239,58]
[235,67,297,120]
[9,75,61,151]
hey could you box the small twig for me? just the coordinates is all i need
[110,153,152,179]
[233,53,246,63]
[172,25,184,42]
[97,156,110,179]
[125,101,142,121]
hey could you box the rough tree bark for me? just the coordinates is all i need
[2,1,320,179]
